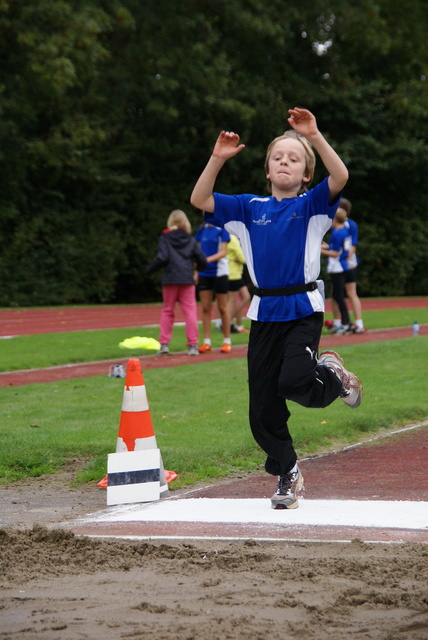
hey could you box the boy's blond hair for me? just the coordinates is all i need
[167,209,191,233]
[264,130,316,195]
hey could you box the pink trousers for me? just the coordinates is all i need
[159,284,199,346]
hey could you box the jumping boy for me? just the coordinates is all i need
[190,107,363,509]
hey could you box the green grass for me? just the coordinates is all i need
[2,306,428,373]
[1,336,427,487]
[324,307,428,331]
[0,323,252,372]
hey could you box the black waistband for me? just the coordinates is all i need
[254,282,318,297]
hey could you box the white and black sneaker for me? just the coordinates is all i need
[157,344,170,355]
[329,324,346,335]
[271,466,304,510]
[108,364,126,378]
[318,350,363,408]
[187,345,199,356]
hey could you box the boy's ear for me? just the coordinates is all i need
[302,174,311,183]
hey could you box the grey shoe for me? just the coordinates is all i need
[329,324,346,335]
[157,344,170,355]
[318,350,363,408]
[187,345,199,356]
[271,466,304,510]
[352,326,366,334]
[108,364,126,378]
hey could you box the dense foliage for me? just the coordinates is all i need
[0,0,427,305]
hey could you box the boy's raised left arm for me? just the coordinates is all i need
[287,108,348,199]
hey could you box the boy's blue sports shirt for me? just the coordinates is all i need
[204,178,340,322]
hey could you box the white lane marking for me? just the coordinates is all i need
[78,498,428,531]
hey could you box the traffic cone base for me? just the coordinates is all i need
[97,475,108,488]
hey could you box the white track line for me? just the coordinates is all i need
[78,498,428,531]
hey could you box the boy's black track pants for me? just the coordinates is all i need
[247,312,342,477]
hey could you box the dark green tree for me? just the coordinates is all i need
[0,0,135,305]
[0,0,427,305]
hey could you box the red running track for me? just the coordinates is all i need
[0,298,427,387]
[1,297,427,337]
[1,323,427,388]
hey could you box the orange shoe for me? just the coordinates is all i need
[198,343,212,353]
[236,326,250,334]
[220,342,232,353]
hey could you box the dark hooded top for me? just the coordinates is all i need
[146,228,207,285]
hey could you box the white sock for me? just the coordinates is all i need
[223,337,231,344]
[356,319,364,329]
[333,319,342,327]
[204,338,211,345]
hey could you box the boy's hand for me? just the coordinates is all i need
[212,131,245,160]
[287,108,318,138]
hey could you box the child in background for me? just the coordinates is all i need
[190,107,362,510]
[195,223,232,353]
[215,233,251,333]
[146,209,207,356]
[321,207,352,334]
[227,234,251,334]
[340,197,365,333]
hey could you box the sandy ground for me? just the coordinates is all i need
[1,470,428,640]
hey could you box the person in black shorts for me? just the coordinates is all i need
[195,223,232,353]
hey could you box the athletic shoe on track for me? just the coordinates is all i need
[198,343,212,353]
[157,344,170,355]
[187,345,199,356]
[318,350,363,408]
[220,342,232,353]
[235,326,250,333]
[108,364,126,378]
[329,324,346,335]
[271,467,304,510]
[352,326,366,334]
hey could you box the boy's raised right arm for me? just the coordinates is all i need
[190,131,245,213]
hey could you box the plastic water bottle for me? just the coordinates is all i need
[412,321,419,336]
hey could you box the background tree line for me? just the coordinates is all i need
[0,0,427,306]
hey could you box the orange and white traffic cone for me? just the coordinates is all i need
[98,358,177,498]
